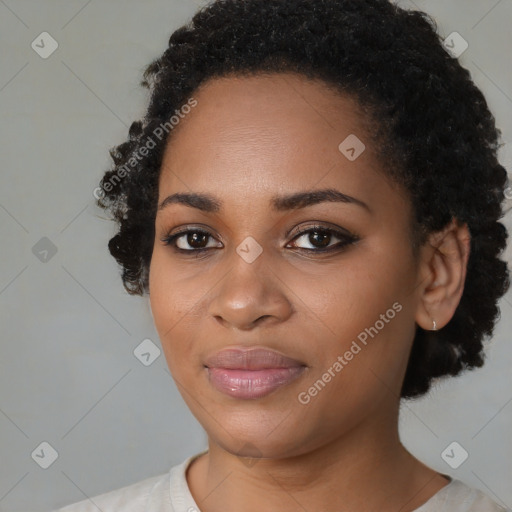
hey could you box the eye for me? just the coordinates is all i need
[287,225,359,252]
[161,228,222,252]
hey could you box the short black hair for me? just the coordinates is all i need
[96,0,510,399]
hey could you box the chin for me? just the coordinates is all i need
[202,412,317,460]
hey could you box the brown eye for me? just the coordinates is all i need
[288,226,359,252]
[161,229,222,252]
[306,229,331,248]
[181,231,208,249]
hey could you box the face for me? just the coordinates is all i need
[149,73,424,459]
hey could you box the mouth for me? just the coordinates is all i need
[204,347,307,399]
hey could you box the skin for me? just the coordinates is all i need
[148,73,471,512]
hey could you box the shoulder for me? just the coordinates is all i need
[415,479,510,512]
[53,452,206,512]
[53,472,169,512]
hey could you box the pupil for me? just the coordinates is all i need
[310,230,330,247]
[188,232,207,248]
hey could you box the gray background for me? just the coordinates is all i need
[0,1,511,510]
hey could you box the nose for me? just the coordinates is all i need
[206,250,294,331]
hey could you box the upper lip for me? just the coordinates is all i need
[204,347,305,370]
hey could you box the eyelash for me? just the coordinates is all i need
[160,224,359,256]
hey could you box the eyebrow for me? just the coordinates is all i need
[157,188,370,213]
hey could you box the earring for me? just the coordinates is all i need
[432,319,437,331]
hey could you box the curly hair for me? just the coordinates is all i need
[96,0,510,398]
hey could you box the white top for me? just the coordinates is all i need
[54,452,510,512]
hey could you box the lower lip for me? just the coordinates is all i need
[207,367,306,399]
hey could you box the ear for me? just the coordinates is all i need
[414,218,471,331]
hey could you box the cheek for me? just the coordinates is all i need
[149,249,201,324]
[294,246,416,393]
[148,250,212,371]
[298,251,409,337]
[149,257,175,336]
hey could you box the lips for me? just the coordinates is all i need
[205,347,305,370]
[204,347,306,399]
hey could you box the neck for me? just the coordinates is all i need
[186,404,449,512]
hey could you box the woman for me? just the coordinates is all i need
[56,0,510,510]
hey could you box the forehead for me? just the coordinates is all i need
[157,72,398,212]
[164,72,370,154]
